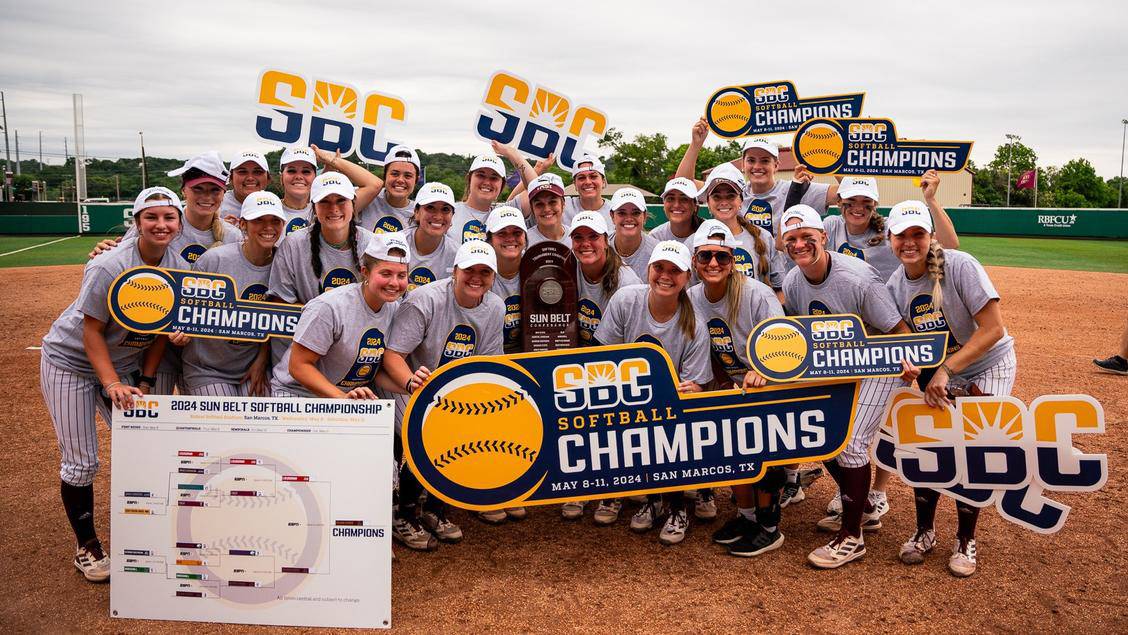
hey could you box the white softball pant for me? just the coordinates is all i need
[837,375,902,468]
[39,357,113,487]
[957,348,1017,398]
[185,382,249,397]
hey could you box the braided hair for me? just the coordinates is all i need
[308,205,361,281]
[866,212,887,246]
[925,239,946,308]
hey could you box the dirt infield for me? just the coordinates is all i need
[1,264,1124,633]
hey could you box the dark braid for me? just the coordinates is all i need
[309,215,324,279]
[866,212,887,246]
[348,217,361,274]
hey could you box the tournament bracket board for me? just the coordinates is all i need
[109,395,393,629]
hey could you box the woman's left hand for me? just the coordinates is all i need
[741,372,767,391]
[677,380,703,393]
[793,164,814,184]
[168,331,190,347]
[345,387,378,400]
[924,366,952,408]
[899,359,921,385]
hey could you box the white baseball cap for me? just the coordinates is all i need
[280,146,317,169]
[167,151,229,187]
[692,218,738,250]
[240,190,287,221]
[363,230,411,264]
[132,186,183,216]
[699,164,746,202]
[780,204,825,232]
[311,172,356,203]
[648,240,692,272]
[384,145,421,170]
[469,153,505,178]
[571,153,605,177]
[415,182,456,208]
[568,210,610,236]
[887,201,933,235]
[486,206,527,234]
[528,173,565,199]
[661,177,698,200]
[837,176,880,203]
[741,137,779,159]
[610,187,647,213]
[229,150,270,172]
[454,239,498,272]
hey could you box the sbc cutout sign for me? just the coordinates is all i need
[874,388,1107,534]
[108,267,300,342]
[402,343,860,511]
[255,68,407,165]
[705,80,865,138]
[746,314,947,382]
[474,70,609,172]
[793,117,973,177]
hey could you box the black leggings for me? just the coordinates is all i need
[394,435,442,518]
[913,488,979,539]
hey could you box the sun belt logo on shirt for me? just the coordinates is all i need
[408,267,437,292]
[439,324,477,367]
[503,294,521,349]
[372,215,404,234]
[744,199,773,233]
[338,327,386,388]
[909,293,961,355]
[320,267,357,293]
[634,334,661,347]
[836,242,865,260]
[461,219,486,244]
[241,283,269,302]
[808,300,833,316]
[577,298,601,345]
[732,247,755,278]
[286,217,310,234]
[180,244,207,263]
[707,318,748,376]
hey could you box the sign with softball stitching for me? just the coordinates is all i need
[746,314,947,382]
[873,388,1107,534]
[402,343,861,511]
[704,80,865,138]
[108,266,301,342]
[792,117,973,177]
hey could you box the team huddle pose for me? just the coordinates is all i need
[43,115,1015,584]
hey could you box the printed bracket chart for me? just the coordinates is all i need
[110,395,393,629]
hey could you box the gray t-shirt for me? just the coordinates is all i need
[358,190,415,234]
[181,243,272,389]
[283,202,313,235]
[527,224,572,249]
[576,263,643,346]
[742,179,831,238]
[405,226,458,292]
[270,284,397,397]
[823,215,901,283]
[42,238,189,376]
[689,276,785,382]
[611,232,659,282]
[563,196,613,229]
[594,284,711,385]
[220,190,242,217]
[886,249,1014,377]
[782,251,903,335]
[124,217,242,265]
[649,221,697,248]
[388,277,505,370]
[731,225,784,289]
[490,271,523,353]
[449,202,495,244]
[268,225,376,304]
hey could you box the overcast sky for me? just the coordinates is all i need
[2,0,1126,178]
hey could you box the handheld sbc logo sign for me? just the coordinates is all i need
[705,80,865,138]
[255,69,407,165]
[793,117,973,177]
[746,314,947,381]
[402,343,861,511]
[108,267,301,342]
[873,388,1107,534]
[474,70,609,171]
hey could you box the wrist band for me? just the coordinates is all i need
[940,363,955,377]
[105,381,122,391]
[405,377,413,392]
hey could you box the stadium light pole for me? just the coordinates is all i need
[139,131,148,189]
[1119,119,1126,209]
[1004,133,1020,207]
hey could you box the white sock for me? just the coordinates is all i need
[785,468,799,483]
[738,507,756,521]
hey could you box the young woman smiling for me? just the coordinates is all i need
[648,177,703,248]
[358,145,422,234]
[278,146,318,234]
[221,149,272,222]
[698,164,781,292]
[609,187,658,280]
[525,173,571,248]
[402,183,460,291]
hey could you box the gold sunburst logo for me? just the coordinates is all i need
[528,89,569,129]
[312,81,358,119]
[960,400,1024,443]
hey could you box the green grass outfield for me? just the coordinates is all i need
[0,233,1125,273]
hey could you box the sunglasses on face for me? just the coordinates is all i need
[695,250,733,265]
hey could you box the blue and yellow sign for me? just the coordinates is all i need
[474,70,609,171]
[793,117,973,178]
[873,388,1107,534]
[402,343,860,511]
[108,266,301,342]
[705,80,865,138]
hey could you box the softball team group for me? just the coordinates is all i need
[41,118,1015,583]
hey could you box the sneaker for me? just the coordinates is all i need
[421,510,463,543]
[658,509,689,545]
[712,514,757,545]
[728,526,784,557]
[808,534,866,569]
[949,538,978,577]
[694,495,717,520]
[630,502,660,532]
[868,490,890,518]
[593,499,622,526]
[780,481,805,508]
[393,518,438,551]
[815,511,882,533]
[899,527,937,565]
[478,509,507,525]
[74,539,110,583]
[561,500,586,520]
[505,507,527,521]
[826,492,842,515]
[1093,355,1128,375]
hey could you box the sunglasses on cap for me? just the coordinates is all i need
[694,250,733,265]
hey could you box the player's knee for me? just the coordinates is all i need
[835,451,869,468]
[61,460,98,487]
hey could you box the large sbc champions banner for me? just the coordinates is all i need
[403,343,861,511]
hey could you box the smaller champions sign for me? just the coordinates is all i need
[793,117,973,177]
[705,80,865,138]
[746,314,947,382]
[108,266,301,342]
[873,388,1107,534]
[255,68,407,165]
[474,70,609,171]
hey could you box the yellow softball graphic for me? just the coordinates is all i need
[421,373,543,490]
[754,322,809,375]
[117,271,175,325]
[708,89,752,136]
[797,122,845,170]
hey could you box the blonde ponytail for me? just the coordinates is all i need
[676,287,697,341]
[926,239,945,308]
[724,268,745,325]
[209,212,225,249]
